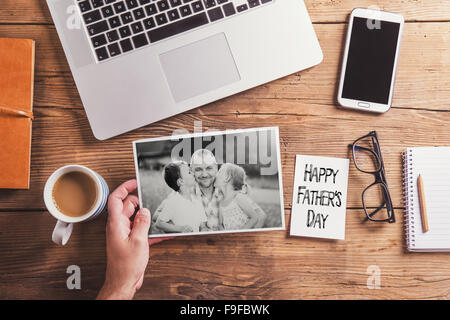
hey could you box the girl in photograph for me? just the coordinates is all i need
[214,163,265,230]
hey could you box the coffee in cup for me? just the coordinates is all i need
[44,165,109,245]
[52,171,98,217]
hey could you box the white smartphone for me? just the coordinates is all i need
[337,8,404,113]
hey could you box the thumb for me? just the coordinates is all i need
[131,208,151,241]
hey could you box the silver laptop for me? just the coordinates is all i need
[47,0,322,140]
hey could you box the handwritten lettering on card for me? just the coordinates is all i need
[290,155,349,240]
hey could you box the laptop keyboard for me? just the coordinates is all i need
[77,0,274,62]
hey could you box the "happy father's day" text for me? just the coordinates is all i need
[296,164,343,229]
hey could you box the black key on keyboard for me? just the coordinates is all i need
[133,8,145,20]
[83,9,102,24]
[144,3,157,16]
[132,33,149,48]
[92,0,105,8]
[222,2,235,16]
[139,0,151,5]
[236,4,247,11]
[92,34,107,47]
[119,25,132,37]
[102,5,115,18]
[203,0,215,8]
[106,0,117,3]
[180,4,192,17]
[248,0,260,8]
[155,13,168,25]
[121,12,134,24]
[261,0,272,3]
[217,0,227,3]
[95,47,109,61]
[107,29,120,42]
[192,0,204,12]
[114,1,127,13]
[157,0,170,11]
[170,0,182,6]
[143,17,156,29]
[131,21,144,33]
[87,20,109,36]
[79,1,92,12]
[120,38,134,52]
[126,0,139,9]
[108,43,122,57]
[109,16,122,28]
[147,12,208,42]
[167,9,180,21]
[207,7,223,22]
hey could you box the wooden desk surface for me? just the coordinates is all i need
[1,0,449,300]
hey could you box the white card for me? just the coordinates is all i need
[290,155,349,240]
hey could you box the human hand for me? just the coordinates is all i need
[97,179,171,300]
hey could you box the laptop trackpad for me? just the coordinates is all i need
[160,33,241,103]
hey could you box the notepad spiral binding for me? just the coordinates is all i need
[402,149,415,249]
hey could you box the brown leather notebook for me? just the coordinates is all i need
[0,38,35,189]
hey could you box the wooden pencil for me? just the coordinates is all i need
[417,174,429,233]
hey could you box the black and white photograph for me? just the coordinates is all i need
[133,127,285,238]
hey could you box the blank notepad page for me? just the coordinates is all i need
[403,147,450,251]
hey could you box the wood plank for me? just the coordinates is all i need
[1,0,450,24]
[307,0,450,23]
[0,0,53,25]
[1,104,450,210]
[1,210,450,299]
[0,22,447,111]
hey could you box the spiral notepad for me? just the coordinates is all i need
[403,147,450,252]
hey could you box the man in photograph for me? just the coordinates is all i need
[190,149,267,231]
[150,149,266,234]
[150,149,220,234]
[190,149,221,231]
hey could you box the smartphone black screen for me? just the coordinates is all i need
[342,17,400,104]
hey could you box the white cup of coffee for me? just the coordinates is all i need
[43,165,109,245]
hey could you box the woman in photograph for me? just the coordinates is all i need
[214,163,266,231]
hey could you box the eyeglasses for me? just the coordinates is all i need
[349,131,395,223]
